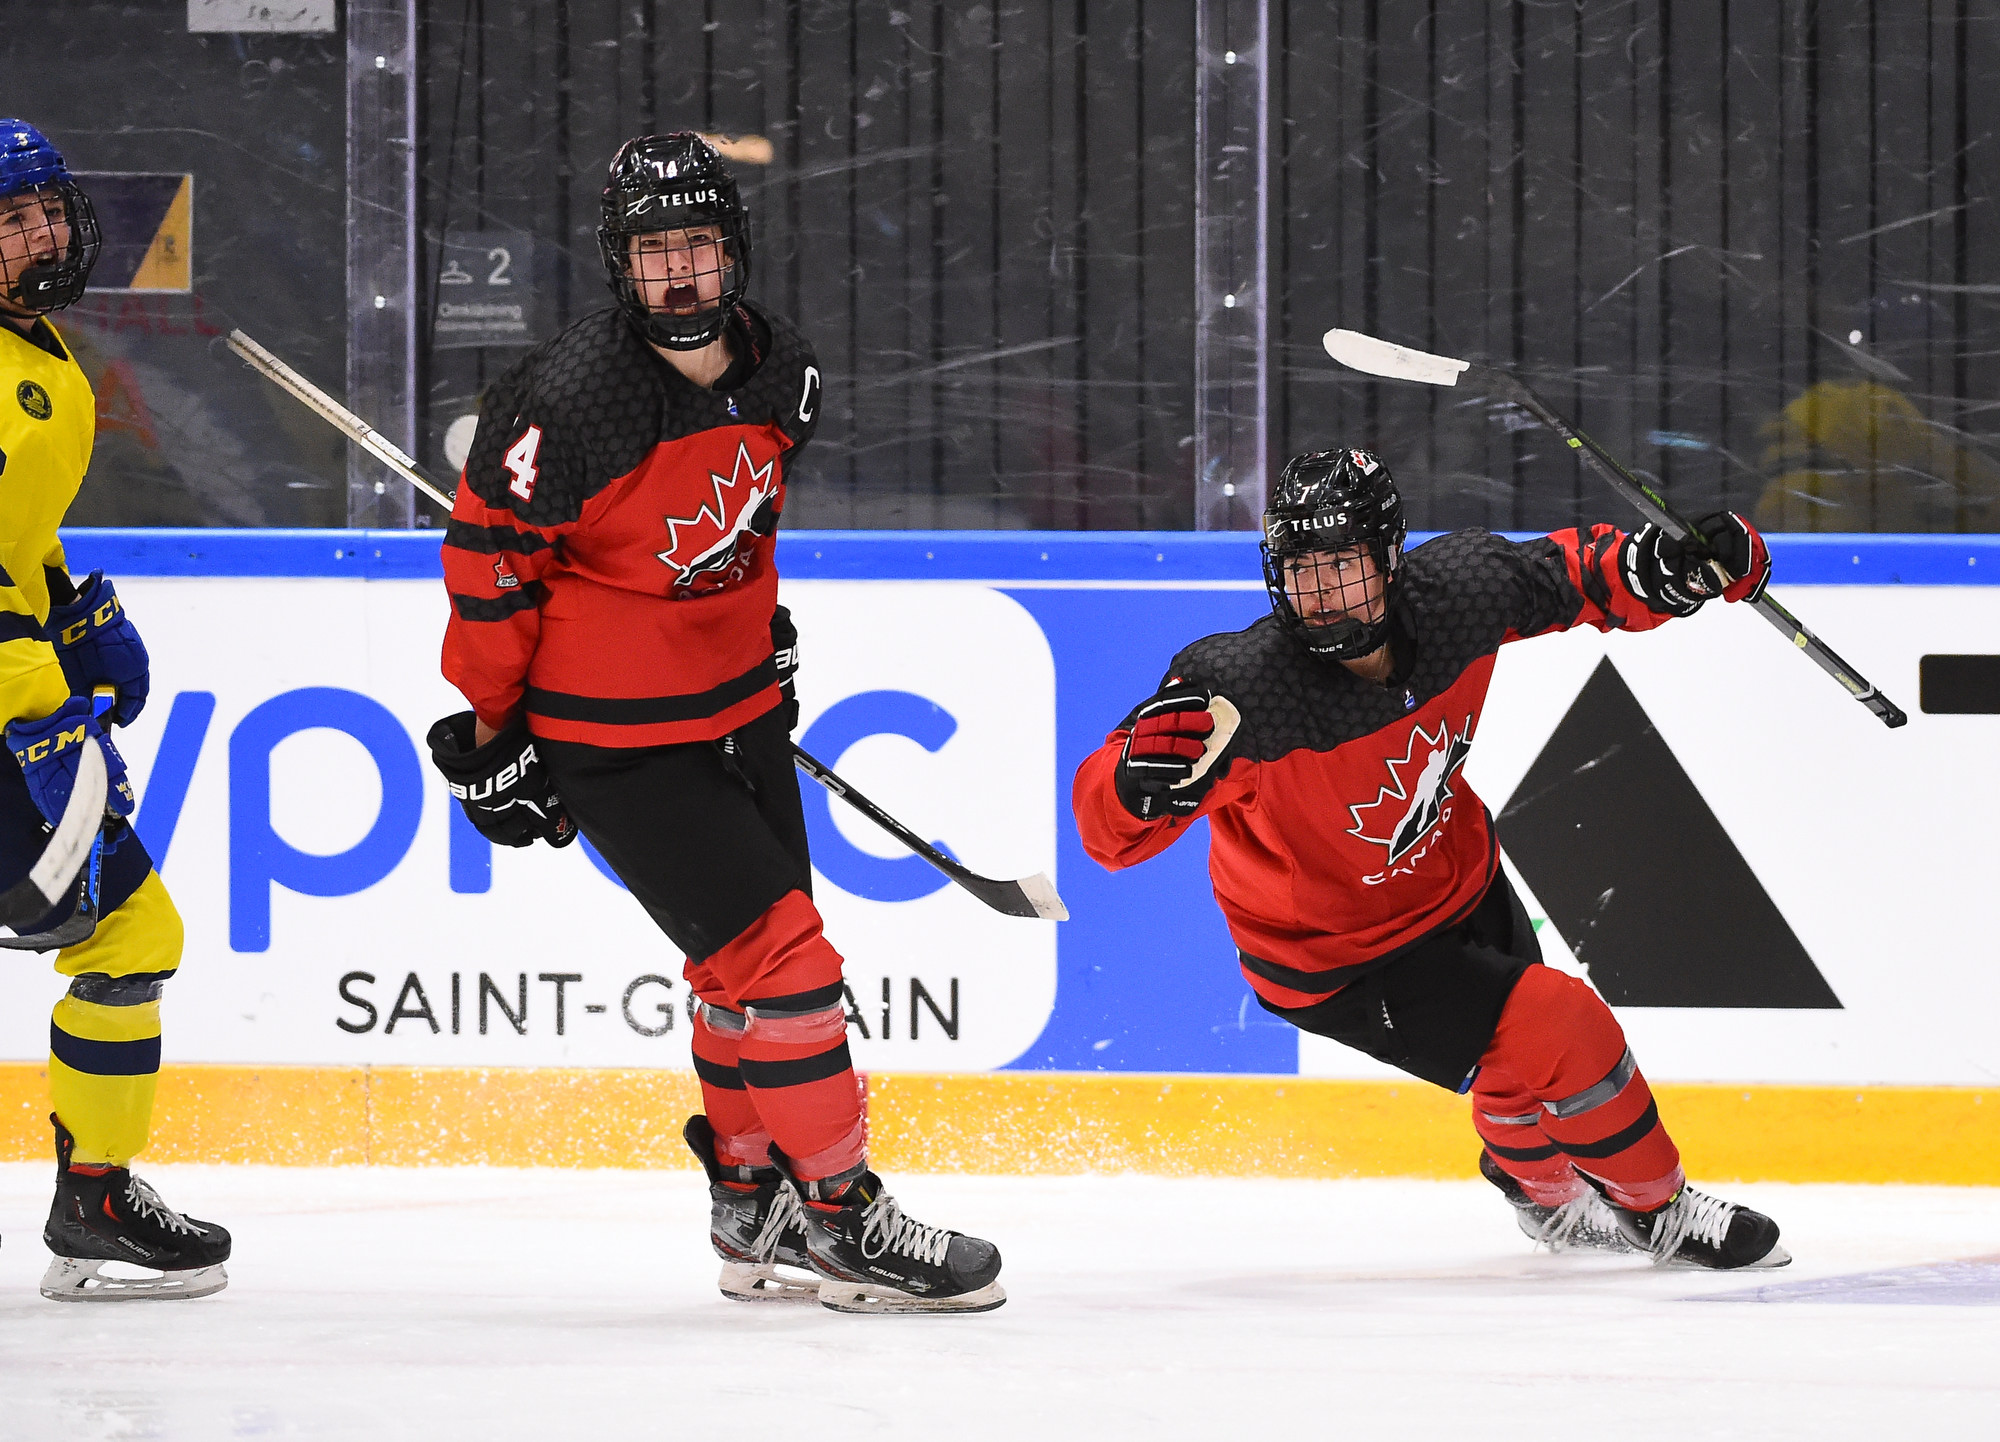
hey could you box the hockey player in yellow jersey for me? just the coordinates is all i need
[0,119,229,1300]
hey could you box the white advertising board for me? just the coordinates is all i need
[0,579,1057,1074]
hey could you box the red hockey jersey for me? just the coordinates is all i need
[1073,527,1678,1008]
[441,303,821,746]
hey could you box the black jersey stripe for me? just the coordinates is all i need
[445,519,555,556]
[525,655,776,725]
[0,612,46,644]
[450,583,547,622]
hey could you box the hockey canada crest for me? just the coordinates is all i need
[1348,714,1475,878]
[657,439,780,595]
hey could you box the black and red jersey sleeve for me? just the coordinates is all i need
[440,319,650,728]
[440,368,562,727]
[1502,525,1677,643]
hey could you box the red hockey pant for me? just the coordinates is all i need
[1472,965,1683,1210]
[543,707,865,1184]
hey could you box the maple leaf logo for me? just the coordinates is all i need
[1347,714,1475,867]
[657,440,779,593]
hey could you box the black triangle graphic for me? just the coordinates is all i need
[1496,658,1840,1008]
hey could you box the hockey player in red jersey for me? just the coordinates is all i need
[1074,448,1789,1270]
[428,133,1002,1314]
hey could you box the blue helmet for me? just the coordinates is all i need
[0,119,100,312]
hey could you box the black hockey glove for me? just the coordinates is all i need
[426,712,577,849]
[1692,510,1772,603]
[1620,510,1772,617]
[771,604,800,731]
[1113,681,1238,822]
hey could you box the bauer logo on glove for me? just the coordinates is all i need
[426,712,577,850]
[1112,680,1243,822]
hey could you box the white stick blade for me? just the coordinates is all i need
[1015,873,1069,922]
[1321,328,1471,387]
[26,740,105,906]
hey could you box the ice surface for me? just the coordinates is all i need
[0,1165,1995,1441]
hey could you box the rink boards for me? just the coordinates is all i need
[0,529,1994,1181]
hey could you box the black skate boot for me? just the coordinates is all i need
[770,1149,1004,1315]
[1480,1150,1634,1255]
[683,1115,818,1302]
[1610,1182,1790,1270]
[42,1114,230,1301]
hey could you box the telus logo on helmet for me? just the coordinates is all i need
[625,188,721,216]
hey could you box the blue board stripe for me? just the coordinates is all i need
[56,528,2000,585]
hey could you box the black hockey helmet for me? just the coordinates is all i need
[1261,448,1407,660]
[0,119,100,313]
[597,132,751,351]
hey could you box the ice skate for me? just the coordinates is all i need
[683,1115,819,1302]
[1610,1183,1790,1270]
[41,1115,230,1302]
[771,1151,1004,1315]
[1479,1149,1634,1255]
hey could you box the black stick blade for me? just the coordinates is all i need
[791,746,1068,921]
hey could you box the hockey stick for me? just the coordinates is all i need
[227,336,1069,920]
[0,688,115,950]
[1322,328,1908,729]
[792,745,1068,921]
[226,330,456,512]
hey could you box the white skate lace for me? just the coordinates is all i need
[858,1192,954,1268]
[123,1175,204,1238]
[1533,1195,1605,1252]
[1647,1187,1733,1267]
[753,1183,805,1258]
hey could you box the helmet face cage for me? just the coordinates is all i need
[597,132,751,351]
[1260,449,1407,661]
[0,119,100,313]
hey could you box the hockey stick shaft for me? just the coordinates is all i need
[791,745,1068,921]
[226,330,456,512]
[1322,329,1908,729]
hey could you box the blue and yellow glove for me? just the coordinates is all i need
[7,695,136,829]
[46,571,150,727]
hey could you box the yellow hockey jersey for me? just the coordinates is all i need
[0,317,92,728]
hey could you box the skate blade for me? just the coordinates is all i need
[40,1255,229,1302]
[1657,1241,1793,1272]
[718,1260,821,1303]
[817,1279,1006,1315]
[1743,1242,1792,1270]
